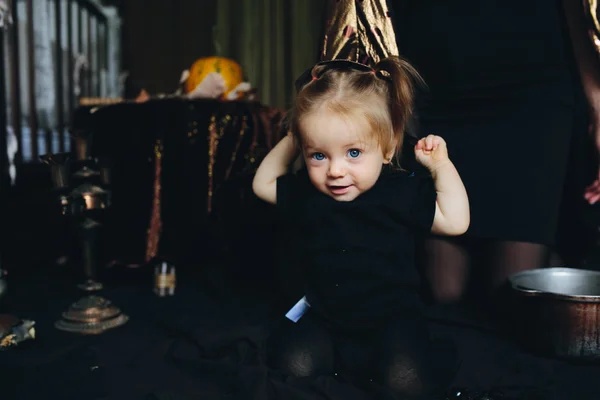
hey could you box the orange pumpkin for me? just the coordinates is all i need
[185,56,244,98]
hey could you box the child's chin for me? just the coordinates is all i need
[327,191,359,202]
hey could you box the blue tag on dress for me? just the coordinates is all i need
[285,296,311,323]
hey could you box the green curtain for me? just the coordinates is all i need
[215,0,325,109]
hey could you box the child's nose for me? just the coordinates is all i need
[327,160,346,177]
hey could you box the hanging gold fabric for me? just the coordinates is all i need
[321,0,398,66]
[584,0,600,59]
[207,114,233,214]
[224,116,248,181]
[145,140,163,262]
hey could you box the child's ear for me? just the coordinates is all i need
[383,139,397,164]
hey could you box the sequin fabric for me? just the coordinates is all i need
[146,140,163,262]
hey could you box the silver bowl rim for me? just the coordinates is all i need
[509,267,600,302]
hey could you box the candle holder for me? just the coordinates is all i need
[41,120,128,334]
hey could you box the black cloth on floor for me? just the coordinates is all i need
[267,312,457,399]
[2,265,600,400]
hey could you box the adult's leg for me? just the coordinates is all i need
[419,237,471,304]
[484,240,549,293]
[476,240,549,322]
[266,315,335,378]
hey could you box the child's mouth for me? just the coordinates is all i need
[328,185,351,195]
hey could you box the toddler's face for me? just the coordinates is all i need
[300,110,390,202]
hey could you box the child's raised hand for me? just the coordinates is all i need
[414,134,450,171]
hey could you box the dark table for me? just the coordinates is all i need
[2,261,600,400]
[72,98,285,266]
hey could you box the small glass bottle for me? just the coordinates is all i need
[154,261,176,297]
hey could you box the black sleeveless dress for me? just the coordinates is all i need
[390,0,581,245]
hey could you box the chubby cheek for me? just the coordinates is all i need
[306,165,326,186]
[349,170,366,188]
[353,165,381,190]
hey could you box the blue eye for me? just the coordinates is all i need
[312,152,325,161]
[348,149,361,158]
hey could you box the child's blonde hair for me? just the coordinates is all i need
[289,56,424,164]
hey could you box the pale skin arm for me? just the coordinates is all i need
[415,135,470,236]
[252,134,299,204]
[563,0,600,203]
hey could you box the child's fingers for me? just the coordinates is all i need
[425,135,435,150]
[416,135,447,156]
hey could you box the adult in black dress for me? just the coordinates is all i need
[389,0,600,303]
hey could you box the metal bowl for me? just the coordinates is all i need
[510,267,600,301]
[509,267,600,360]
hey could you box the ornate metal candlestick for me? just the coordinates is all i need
[54,295,128,335]
[42,137,108,291]
[41,122,128,334]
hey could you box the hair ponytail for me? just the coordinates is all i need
[374,57,425,148]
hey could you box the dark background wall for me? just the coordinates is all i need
[120,0,218,94]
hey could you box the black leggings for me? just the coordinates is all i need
[266,313,457,399]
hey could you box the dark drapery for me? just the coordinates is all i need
[74,99,285,266]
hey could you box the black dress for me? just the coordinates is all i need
[390,0,580,245]
[269,168,457,398]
